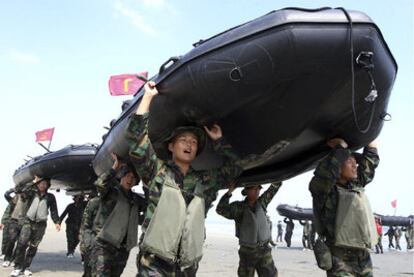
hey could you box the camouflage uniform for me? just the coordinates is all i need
[216,183,281,277]
[59,200,87,255]
[384,226,395,249]
[13,188,60,271]
[300,220,313,250]
[80,197,100,277]
[126,113,242,276]
[3,188,33,263]
[283,218,294,247]
[394,227,402,250]
[309,146,379,277]
[92,170,146,277]
[1,199,16,255]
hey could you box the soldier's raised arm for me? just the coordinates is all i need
[258,182,282,208]
[357,139,380,187]
[216,181,243,220]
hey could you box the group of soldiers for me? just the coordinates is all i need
[383,224,414,252]
[0,81,389,277]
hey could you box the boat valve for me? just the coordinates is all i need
[356,51,378,103]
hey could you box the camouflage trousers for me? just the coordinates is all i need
[137,252,198,277]
[237,245,278,277]
[81,233,95,277]
[66,224,80,254]
[92,239,129,277]
[13,220,47,270]
[3,219,23,262]
[327,246,373,277]
[1,222,10,254]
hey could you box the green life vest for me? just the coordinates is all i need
[237,202,271,247]
[26,195,49,222]
[141,173,205,268]
[96,190,139,251]
[11,195,30,222]
[335,186,378,249]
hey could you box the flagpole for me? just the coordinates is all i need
[47,139,52,151]
[38,143,51,153]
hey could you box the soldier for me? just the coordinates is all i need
[11,176,61,276]
[2,188,33,268]
[384,226,395,249]
[92,154,146,277]
[216,181,281,277]
[283,218,294,247]
[300,220,312,250]
[79,196,100,277]
[59,195,86,258]
[0,194,17,260]
[309,138,379,277]
[374,216,383,254]
[402,219,414,250]
[394,227,402,251]
[276,221,283,243]
[127,81,242,276]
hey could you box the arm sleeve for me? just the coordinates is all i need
[4,188,15,202]
[94,169,118,198]
[356,146,380,187]
[59,205,69,223]
[126,113,163,186]
[215,193,243,220]
[1,203,14,224]
[204,138,243,191]
[258,182,282,208]
[48,194,60,224]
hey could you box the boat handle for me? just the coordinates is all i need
[159,56,181,74]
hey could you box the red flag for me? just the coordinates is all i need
[391,199,397,209]
[108,72,148,96]
[35,128,54,142]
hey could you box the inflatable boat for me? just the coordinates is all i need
[13,144,98,192]
[376,214,414,227]
[93,7,397,184]
[276,204,313,221]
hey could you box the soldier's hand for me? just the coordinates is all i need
[55,224,61,232]
[111,152,122,171]
[144,81,158,97]
[0,224,3,230]
[327,138,348,149]
[204,124,222,141]
[33,175,41,183]
[227,180,237,195]
[368,139,378,149]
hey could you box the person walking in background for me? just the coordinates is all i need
[384,226,395,249]
[394,226,402,251]
[59,195,86,258]
[300,220,312,250]
[276,221,283,243]
[375,216,384,254]
[0,191,17,261]
[216,181,282,277]
[284,218,294,247]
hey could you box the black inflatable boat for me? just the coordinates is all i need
[276,204,314,221]
[93,7,397,184]
[13,144,97,192]
[375,214,414,227]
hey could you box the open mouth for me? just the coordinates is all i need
[183,149,192,154]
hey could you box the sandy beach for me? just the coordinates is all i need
[1,224,413,277]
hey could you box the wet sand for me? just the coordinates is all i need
[1,225,413,276]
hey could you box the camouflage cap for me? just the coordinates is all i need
[241,184,263,196]
[33,176,51,187]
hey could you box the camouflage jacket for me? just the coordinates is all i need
[93,169,147,234]
[308,146,379,244]
[1,201,16,225]
[79,197,100,252]
[216,182,282,222]
[126,113,243,229]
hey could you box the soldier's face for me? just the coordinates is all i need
[341,156,358,181]
[169,132,198,164]
[246,186,261,202]
[37,181,49,193]
[120,171,137,190]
